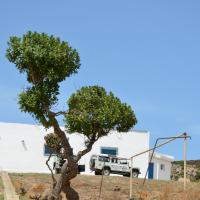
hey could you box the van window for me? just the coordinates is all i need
[119,159,128,165]
[98,156,110,162]
[111,158,118,163]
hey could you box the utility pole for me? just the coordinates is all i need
[184,132,187,190]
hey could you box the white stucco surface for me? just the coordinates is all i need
[151,152,174,180]
[0,122,174,180]
[0,122,149,177]
[75,130,150,178]
[0,122,55,173]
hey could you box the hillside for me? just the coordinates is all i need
[171,160,200,182]
[9,173,200,200]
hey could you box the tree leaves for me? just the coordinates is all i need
[7,31,80,85]
[6,31,137,139]
[6,31,80,127]
[65,86,137,139]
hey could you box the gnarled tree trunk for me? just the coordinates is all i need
[50,160,79,200]
[48,114,79,200]
[48,111,96,200]
[61,181,79,200]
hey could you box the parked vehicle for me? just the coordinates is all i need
[53,157,85,174]
[89,154,140,177]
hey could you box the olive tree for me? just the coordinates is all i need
[6,31,137,200]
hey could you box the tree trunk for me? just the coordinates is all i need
[61,181,79,200]
[50,160,79,200]
[47,112,89,200]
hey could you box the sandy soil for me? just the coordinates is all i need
[10,173,200,200]
[0,176,4,200]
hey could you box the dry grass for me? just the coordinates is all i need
[9,173,200,200]
[0,175,4,200]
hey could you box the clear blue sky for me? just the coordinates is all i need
[0,1,199,160]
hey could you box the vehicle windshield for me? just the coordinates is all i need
[111,158,118,163]
[98,156,110,162]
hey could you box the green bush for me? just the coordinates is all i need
[195,169,200,180]
[173,161,184,166]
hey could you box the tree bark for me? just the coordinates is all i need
[50,160,79,200]
[61,181,79,200]
[47,111,95,200]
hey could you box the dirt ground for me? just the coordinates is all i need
[10,173,200,200]
[0,176,4,200]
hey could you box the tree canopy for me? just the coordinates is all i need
[65,86,137,144]
[6,31,80,127]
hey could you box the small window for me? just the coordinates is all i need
[78,165,85,172]
[119,159,128,165]
[160,164,165,171]
[44,144,57,156]
[100,147,118,156]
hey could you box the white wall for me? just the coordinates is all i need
[151,153,174,180]
[70,131,150,178]
[0,122,149,177]
[0,122,55,173]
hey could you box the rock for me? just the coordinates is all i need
[27,183,48,199]
[113,186,120,191]
[178,178,190,182]
[41,188,51,200]
[29,193,41,200]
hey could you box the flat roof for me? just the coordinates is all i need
[151,151,175,162]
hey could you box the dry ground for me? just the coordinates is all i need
[0,176,4,200]
[9,173,200,200]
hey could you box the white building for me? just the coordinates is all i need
[0,122,174,180]
[148,152,174,180]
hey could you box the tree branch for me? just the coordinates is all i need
[75,134,98,162]
[55,111,68,116]
[46,153,57,188]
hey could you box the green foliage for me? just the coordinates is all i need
[7,32,137,151]
[44,133,62,154]
[65,86,137,139]
[196,169,200,181]
[6,31,80,84]
[6,31,80,127]
[173,161,184,167]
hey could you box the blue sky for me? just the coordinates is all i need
[0,1,199,160]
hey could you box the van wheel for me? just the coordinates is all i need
[103,168,110,176]
[132,171,139,178]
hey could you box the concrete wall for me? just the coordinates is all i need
[0,122,55,173]
[0,122,149,178]
[72,131,150,178]
[151,153,174,180]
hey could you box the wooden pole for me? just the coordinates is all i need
[129,158,133,199]
[184,132,187,190]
